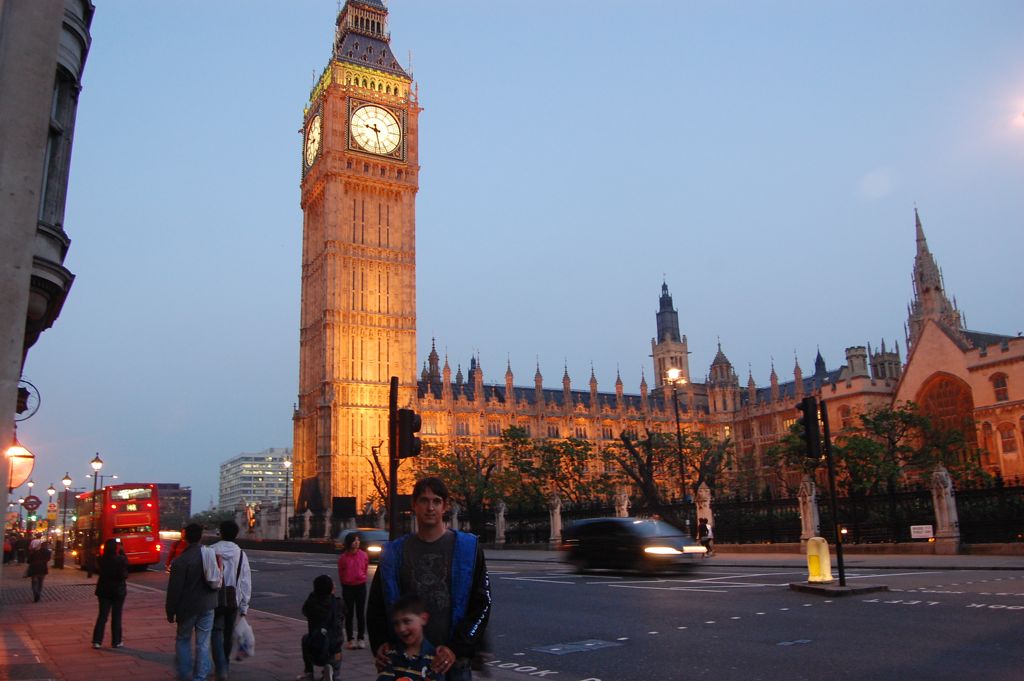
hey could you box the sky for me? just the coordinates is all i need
[15,0,1024,514]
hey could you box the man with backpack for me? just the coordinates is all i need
[166,523,218,681]
[211,520,252,681]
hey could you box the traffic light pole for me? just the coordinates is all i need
[819,399,846,586]
[387,376,400,540]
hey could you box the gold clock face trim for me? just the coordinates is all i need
[304,114,322,168]
[350,104,401,155]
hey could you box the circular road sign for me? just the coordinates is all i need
[22,495,42,512]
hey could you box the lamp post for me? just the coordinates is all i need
[283,458,292,539]
[87,453,103,575]
[56,473,71,568]
[665,368,689,504]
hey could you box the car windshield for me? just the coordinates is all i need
[629,520,686,538]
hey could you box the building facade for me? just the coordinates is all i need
[219,448,293,511]
[0,0,93,531]
[156,483,192,531]
[293,0,420,513]
[293,5,1019,509]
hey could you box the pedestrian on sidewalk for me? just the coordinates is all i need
[211,520,252,681]
[92,538,129,648]
[697,517,714,556]
[298,574,344,681]
[368,476,492,681]
[337,531,369,650]
[166,523,218,681]
[26,537,51,602]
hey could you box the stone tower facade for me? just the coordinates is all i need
[651,282,691,390]
[906,208,964,352]
[294,0,420,512]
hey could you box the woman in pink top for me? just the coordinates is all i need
[337,531,369,649]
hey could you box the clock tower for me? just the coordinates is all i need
[294,0,420,517]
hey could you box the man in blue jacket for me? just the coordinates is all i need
[368,477,491,681]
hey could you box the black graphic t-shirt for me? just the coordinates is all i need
[400,531,455,647]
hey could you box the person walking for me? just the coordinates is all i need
[368,477,492,681]
[211,520,252,681]
[166,523,218,681]
[337,531,369,650]
[26,537,51,602]
[697,517,714,556]
[92,538,129,648]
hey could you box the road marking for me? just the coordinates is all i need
[502,576,577,585]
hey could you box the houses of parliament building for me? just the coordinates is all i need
[292,1,1023,512]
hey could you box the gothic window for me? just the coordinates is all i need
[741,423,753,440]
[574,425,587,439]
[362,78,368,87]
[838,405,853,430]
[917,373,975,442]
[386,85,391,94]
[455,419,469,436]
[981,422,995,456]
[991,373,1009,402]
[487,421,501,437]
[547,424,559,438]
[602,426,613,440]
[370,80,375,90]
[998,423,1018,454]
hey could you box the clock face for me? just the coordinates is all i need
[350,105,401,155]
[304,114,322,167]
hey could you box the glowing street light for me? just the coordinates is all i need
[665,367,689,504]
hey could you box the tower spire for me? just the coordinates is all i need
[906,207,964,351]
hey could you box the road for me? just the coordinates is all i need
[135,550,1023,681]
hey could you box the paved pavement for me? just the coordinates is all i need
[1,548,1020,680]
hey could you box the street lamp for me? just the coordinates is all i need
[283,458,293,539]
[87,453,103,575]
[665,368,689,505]
[5,435,35,492]
[56,473,71,569]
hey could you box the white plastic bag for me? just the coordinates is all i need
[200,545,222,591]
[232,615,255,660]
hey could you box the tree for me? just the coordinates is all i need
[506,429,616,507]
[189,508,235,530]
[601,429,730,532]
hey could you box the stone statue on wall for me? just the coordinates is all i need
[614,487,630,518]
[931,465,961,554]
[548,493,562,545]
[695,482,713,530]
[495,500,507,546]
[798,475,820,544]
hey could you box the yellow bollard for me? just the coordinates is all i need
[806,536,833,583]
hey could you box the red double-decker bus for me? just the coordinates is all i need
[74,483,162,568]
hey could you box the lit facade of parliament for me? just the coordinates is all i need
[293,1,1023,512]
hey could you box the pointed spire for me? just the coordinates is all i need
[615,367,623,388]
[455,363,463,385]
[505,356,513,380]
[639,367,648,389]
[534,360,543,383]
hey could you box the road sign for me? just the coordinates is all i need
[910,524,934,539]
[47,502,58,520]
[22,495,41,512]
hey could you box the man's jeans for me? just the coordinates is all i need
[211,606,238,678]
[175,609,214,681]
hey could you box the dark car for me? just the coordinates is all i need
[335,528,389,562]
[560,517,707,573]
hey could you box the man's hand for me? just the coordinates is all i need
[431,645,456,675]
[166,614,174,623]
[374,642,392,672]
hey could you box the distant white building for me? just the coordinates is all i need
[219,448,292,510]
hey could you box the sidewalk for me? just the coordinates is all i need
[0,567,379,681]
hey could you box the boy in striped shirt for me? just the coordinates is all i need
[376,595,443,681]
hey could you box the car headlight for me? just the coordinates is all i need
[682,545,708,554]
[644,546,682,555]
[367,545,382,553]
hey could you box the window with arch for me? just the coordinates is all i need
[997,423,1018,454]
[546,424,559,438]
[991,373,1009,402]
[362,78,368,87]
[917,373,975,439]
[386,85,391,94]
[574,425,587,439]
[838,405,853,430]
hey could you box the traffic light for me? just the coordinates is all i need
[796,396,822,461]
[397,408,422,458]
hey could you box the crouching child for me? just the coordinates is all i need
[299,575,343,681]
